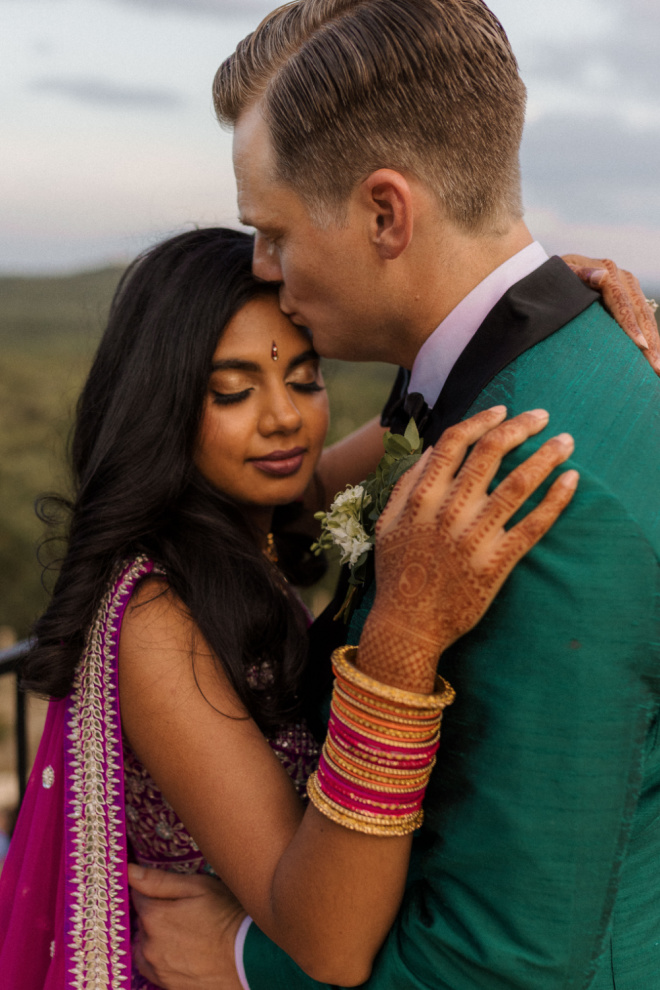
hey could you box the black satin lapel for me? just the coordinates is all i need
[422,257,599,444]
[380,365,411,433]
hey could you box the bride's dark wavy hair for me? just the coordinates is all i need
[22,227,323,733]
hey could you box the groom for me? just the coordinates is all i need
[132,1,660,987]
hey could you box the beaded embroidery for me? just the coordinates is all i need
[65,557,153,989]
[64,555,321,990]
[124,716,321,872]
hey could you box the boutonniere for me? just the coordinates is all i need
[312,419,424,624]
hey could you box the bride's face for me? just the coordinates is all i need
[195,294,329,518]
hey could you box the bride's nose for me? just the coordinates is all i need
[259,386,303,434]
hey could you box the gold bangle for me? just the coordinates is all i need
[331,707,441,750]
[325,736,436,783]
[332,646,455,711]
[332,694,440,743]
[334,681,441,728]
[332,733,439,763]
[323,747,434,792]
[307,773,424,836]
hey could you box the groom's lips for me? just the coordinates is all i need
[249,447,307,476]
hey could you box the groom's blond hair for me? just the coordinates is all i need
[213,0,527,233]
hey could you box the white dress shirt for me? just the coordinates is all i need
[408,241,549,408]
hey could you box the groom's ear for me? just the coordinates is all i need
[360,169,413,260]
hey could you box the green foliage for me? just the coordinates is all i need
[363,419,423,521]
[313,419,424,623]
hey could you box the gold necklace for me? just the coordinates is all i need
[264,532,278,564]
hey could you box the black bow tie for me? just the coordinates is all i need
[403,391,431,434]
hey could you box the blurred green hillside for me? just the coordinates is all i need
[0,268,396,637]
[0,269,122,635]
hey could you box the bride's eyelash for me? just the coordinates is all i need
[212,389,251,405]
[290,381,325,393]
[212,382,324,405]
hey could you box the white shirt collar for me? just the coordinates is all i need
[409,241,549,408]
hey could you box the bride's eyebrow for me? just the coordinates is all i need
[286,349,318,372]
[211,358,261,372]
[210,349,318,374]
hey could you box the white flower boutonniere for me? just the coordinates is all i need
[319,484,373,567]
[312,419,424,623]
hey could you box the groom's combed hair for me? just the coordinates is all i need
[213,0,527,233]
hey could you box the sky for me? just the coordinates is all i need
[1,0,659,283]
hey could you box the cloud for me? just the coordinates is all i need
[522,0,660,127]
[29,77,186,110]
[104,0,276,18]
[521,114,660,228]
[525,207,660,285]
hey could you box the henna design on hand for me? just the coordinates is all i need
[358,410,579,694]
[563,254,660,376]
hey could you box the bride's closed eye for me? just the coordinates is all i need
[288,380,325,394]
[286,361,325,394]
[212,388,253,406]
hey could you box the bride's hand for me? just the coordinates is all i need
[357,406,579,693]
[562,254,660,375]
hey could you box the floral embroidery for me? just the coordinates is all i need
[42,765,54,789]
[63,554,322,989]
[65,557,153,989]
[123,720,321,876]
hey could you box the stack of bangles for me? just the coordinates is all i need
[306,645,455,836]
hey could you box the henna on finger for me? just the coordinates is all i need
[599,259,648,348]
[498,470,579,563]
[360,446,579,693]
[622,269,660,375]
[453,410,550,487]
[398,409,553,532]
[468,433,575,541]
[566,258,660,375]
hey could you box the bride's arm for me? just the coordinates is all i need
[119,573,409,987]
[120,406,577,987]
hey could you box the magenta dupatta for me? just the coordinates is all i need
[0,558,154,989]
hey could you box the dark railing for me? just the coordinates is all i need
[0,639,32,806]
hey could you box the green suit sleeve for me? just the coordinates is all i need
[243,464,660,990]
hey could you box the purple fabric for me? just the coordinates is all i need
[0,558,154,989]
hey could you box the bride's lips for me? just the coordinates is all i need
[249,447,307,476]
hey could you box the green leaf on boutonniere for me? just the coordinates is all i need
[311,419,424,624]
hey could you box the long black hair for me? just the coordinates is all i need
[22,227,322,733]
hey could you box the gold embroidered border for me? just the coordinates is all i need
[66,557,151,989]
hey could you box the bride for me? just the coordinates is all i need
[0,227,650,989]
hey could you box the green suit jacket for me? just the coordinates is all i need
[244,262,660,989]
